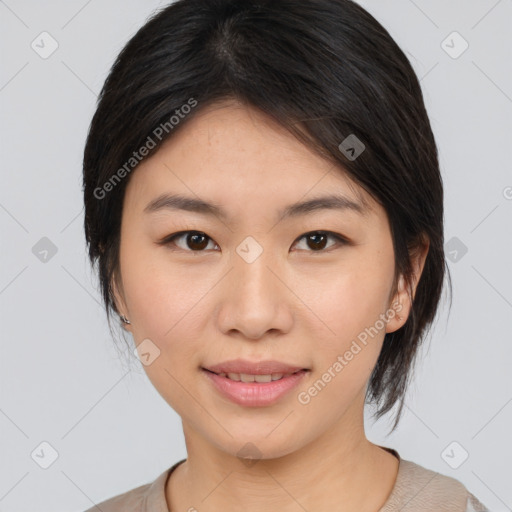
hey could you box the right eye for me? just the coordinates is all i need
[158,230,219,252]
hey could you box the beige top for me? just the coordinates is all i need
[84,447,490,511]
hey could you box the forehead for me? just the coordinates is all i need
[124,100,379,220]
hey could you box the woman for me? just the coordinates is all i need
[82,0,489,510]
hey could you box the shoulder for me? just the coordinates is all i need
[465,491,491,512]
[82,481,149,512]
[380,456,490,511]
[81,464,175,512]
[82,480,152,512]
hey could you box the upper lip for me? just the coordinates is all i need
[203,359,308,375]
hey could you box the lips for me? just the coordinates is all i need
[202,365,309,407]
[213,372,291,383]
[202,358,308,376]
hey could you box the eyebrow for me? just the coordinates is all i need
[143,192,370,223]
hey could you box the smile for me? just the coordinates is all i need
[201,368,309,407]
[210,370,301,382]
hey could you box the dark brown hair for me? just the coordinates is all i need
[83,0,452,431]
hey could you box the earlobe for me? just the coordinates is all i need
[111,276,131,330]
[385,275,409,333]
[385,236,429,334]
[120,314,131,327]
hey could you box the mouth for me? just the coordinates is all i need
[202,358,309,377]
[200,360,310,407]
[202,368,306,383]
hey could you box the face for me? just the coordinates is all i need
[113,100,423,460]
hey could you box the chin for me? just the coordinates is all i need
[209,427,307,464]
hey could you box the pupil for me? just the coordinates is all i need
[189,233,208,250]
[309,233,327,250]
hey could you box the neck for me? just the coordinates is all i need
[167,404,399,512]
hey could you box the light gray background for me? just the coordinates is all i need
[1,0,511,510]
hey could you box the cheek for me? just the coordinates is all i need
[299,253,395,395]
[120,245,211,363]
[307,256,394,342]
[121,254,211,412]
[122,240,185,321]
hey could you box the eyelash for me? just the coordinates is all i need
[157,230,349,253]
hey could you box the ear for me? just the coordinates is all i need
[111,274,132,332]
[386,236,429,333]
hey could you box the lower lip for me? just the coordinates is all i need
[202,369,308,407]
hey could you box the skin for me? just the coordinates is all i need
[113,99,429,512]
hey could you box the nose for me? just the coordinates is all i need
[215,247,294,341]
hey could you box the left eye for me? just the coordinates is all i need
[161,231,218,252]
[293,231,347,252]
[159,230,347,252]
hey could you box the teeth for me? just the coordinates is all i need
[218,372,289,382]
[255,374,272,383]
